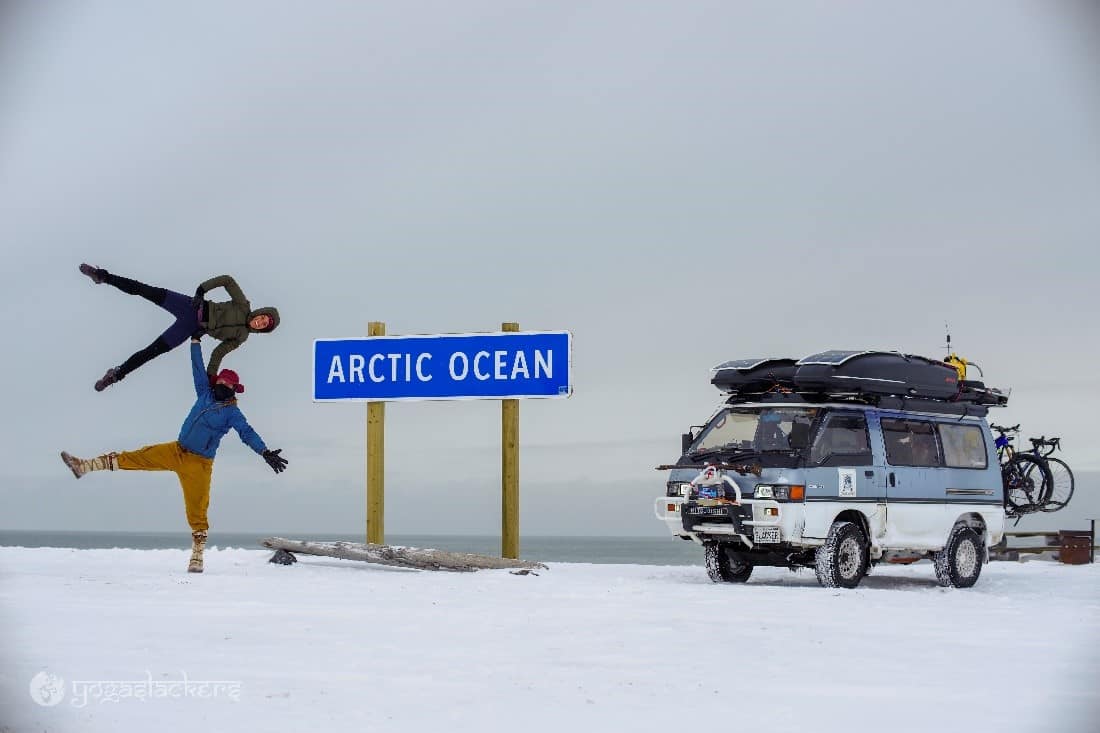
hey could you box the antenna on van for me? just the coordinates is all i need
[943,325,983,379]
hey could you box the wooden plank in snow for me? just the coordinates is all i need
[260,537,548,573]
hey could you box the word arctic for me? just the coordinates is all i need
[313,331,572,402]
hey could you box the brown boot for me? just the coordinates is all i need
[79,263,106,284]
[188,531,207,573]
[94,367,124,392]
[60,451,118,479]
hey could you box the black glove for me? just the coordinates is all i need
[191,286,205,311]
[262,449,288,474]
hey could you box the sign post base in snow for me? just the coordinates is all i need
[314,323,572,558]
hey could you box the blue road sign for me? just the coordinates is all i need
[314,331,572,402]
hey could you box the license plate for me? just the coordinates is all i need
[753,526,780,543]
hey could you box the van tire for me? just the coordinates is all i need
[933,525,984,588]
[704,542,753,583]
[815,521,869,589]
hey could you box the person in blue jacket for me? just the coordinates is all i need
[60,336,288,573]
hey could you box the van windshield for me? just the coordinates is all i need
[689,407,819,457]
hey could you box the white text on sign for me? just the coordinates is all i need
[327,349,553,384]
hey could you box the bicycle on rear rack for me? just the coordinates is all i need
[991,424,1049,517]
[1019,435,1075,512]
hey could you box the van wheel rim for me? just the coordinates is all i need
[838,537,861,579]
[955,539,977,577]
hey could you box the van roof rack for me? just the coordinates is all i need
[723,391,993,417]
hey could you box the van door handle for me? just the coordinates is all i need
[864,470,874,478]
[889,472,896,487]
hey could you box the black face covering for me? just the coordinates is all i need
[213,384,236,402]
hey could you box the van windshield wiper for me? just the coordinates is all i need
[687,447,758,463]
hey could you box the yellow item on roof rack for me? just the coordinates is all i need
[944,353,968,380]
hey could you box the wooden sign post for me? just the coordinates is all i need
[366,321,385,545]
[501,322,520,559]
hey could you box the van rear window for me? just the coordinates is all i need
[937,423,988,469]
[881,419,943,467]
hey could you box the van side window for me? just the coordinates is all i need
[810,413,871,465]
[881,418,943,467]
[937,423,988,469]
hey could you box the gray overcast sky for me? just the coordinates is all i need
[1,1,1098,537]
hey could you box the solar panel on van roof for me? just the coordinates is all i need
[797,350,895,366]
[710,358,773,372]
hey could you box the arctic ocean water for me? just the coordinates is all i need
[0,530,704,566]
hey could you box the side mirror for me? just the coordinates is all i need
[681,425,704,456]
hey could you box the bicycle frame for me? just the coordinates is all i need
[992,424,1020,466]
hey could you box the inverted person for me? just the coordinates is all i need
[78,264,280,391]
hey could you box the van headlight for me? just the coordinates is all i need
[666,482,692,497]
[754,484,805,501]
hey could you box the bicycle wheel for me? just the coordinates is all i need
[1004,455,1047,514]
[1040,456,1074,511]
[1020,457,1053,505]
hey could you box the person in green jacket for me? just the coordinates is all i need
[79,264,280,391]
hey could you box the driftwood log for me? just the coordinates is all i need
[260,537,548,573]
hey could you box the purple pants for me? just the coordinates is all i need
[158,289,201,348]
[104,272,204,378]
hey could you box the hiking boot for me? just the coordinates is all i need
[94,367,123,392]
[188,531,208,573]
[60,451,118,478]
[79,263,106,284]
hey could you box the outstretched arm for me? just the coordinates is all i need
[229,409,288,474]
[190,340,209,397]
[206,339,241,377]
[196,275,247,304]
[228,408,267,454]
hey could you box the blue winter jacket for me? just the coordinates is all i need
[177,342,267,459]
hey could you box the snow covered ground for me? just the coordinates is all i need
[1,547,1097,733]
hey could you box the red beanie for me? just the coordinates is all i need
[215,369,245,394]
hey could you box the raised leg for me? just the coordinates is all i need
[60,451,119,478]
[108,337,173,384]
[99,271,168,307]
[115,442,183,472]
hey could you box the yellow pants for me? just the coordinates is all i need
[117,442,214,532]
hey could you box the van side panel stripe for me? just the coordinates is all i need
[805,497,1002,505]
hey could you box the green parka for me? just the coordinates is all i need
[197,275,280,376]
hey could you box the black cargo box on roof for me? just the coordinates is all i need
[793,350,960,400]
[711,358,797,394]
